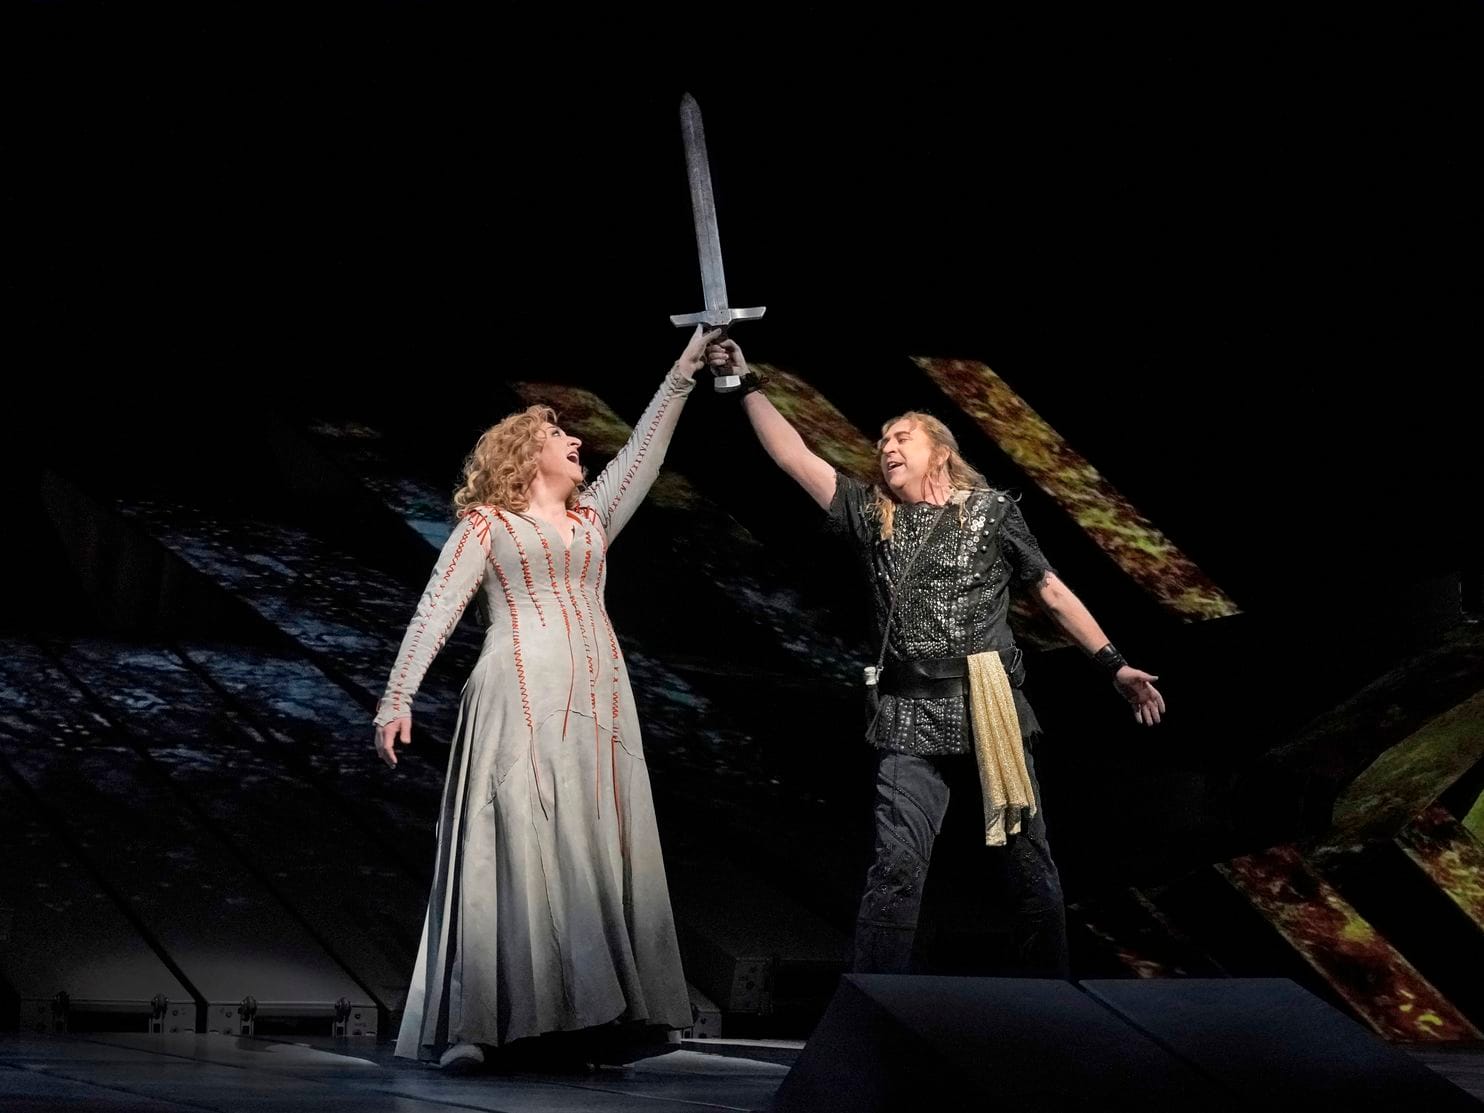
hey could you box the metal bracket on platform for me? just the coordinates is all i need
[149,994,167,1034]
[147,993,195,1035]
[50,991,70,1033]
[683,983,723,1040]
[332,997,377,1038]
[234,997,261,1044]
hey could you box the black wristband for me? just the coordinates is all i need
[1093,643,1128,676]
[737,370,766,396]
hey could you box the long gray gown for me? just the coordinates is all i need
[374,367,695,1057]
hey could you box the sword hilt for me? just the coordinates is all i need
[670,306,764,392]
[708,327,742,393]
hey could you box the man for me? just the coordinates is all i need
[714,339,1164,976]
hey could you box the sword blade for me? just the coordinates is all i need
[680,93,729,317]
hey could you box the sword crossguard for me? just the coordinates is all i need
[668,310,765,393]
[668,306,766,329]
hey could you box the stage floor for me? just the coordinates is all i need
[0,1032,795,1112]
[3,1031,1480,1110]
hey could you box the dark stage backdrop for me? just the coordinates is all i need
[5,13,1482,1042]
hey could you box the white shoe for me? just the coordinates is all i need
[438,1042,485,1072]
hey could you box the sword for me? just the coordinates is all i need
[669,92,765,392]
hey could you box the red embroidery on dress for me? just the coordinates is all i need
[387,516,478,717]
[611,735,623,835]
[573,504,609,552]
[589,544,625,841]
[535,530,576,738]
[466,510,493,553]
[489,546,545,817]
[605,394,675,520]
[488,556,532,735]
[491,509,546,628]
[562,545,604,811]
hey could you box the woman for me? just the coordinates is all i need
[373,326,721,1068]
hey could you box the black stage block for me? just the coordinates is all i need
[768,974,1240,1113]
[1083,977,1480,1111]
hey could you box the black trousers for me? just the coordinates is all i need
[853,746,1070,977]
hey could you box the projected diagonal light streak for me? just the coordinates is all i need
[749,363,881,483]
[914,357,1239,621]
[1219,845,1478,1041]
[1396,805,1484,937]
[1328,689,1484,846]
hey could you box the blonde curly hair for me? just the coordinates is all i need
[872,411,987,539]
[452,405,582,518]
